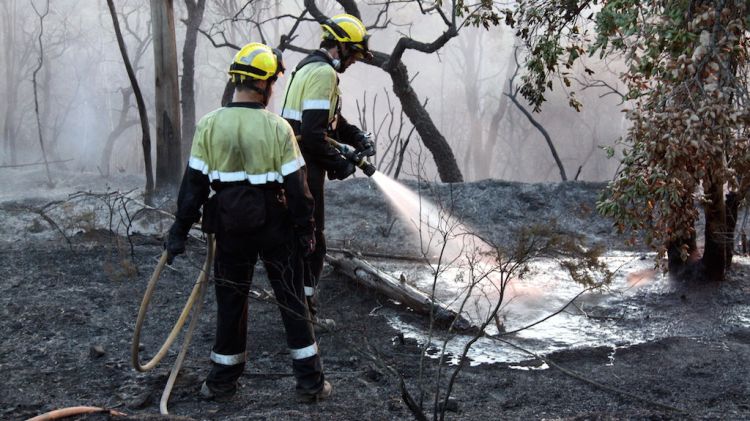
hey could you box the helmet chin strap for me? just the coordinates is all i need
[333,44,349,72]
[262,84,272,106]
[320,45,348,72]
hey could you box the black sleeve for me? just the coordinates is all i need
[335,114,366,150]
[174,165,211,227]
[300,109,349,171]
[283,166,315,234]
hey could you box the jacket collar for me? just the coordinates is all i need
[226,101,265,109]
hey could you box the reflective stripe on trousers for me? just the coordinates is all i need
[210,350,246,366]
[290,343,318,360]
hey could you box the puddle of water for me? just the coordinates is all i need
[381,252,750,367]
[369,172,750,366]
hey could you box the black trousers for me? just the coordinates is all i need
[303,157,327,317]
[205,229,324,392]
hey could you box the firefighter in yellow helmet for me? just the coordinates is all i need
[165,42,332,402]
[281,14,376,329]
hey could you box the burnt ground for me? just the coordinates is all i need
[1,176,749,420]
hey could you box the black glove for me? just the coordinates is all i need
[355,132,375,157]
[328,158,356,180]
[164,221,190,265]
[297,232,316,258]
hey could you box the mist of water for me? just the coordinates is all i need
[370,171,552,327]
[368,171,737,366]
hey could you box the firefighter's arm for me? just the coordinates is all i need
[336,114,375,157]
[284,119,315,232]
[166,122,212,263]
[298,66,354,176]
[283,165,315,234]
[284,165,317,256]
[300,108,339,158]
[300,110,355,179]
[175,164,211,226]
[280,122,315,235]
[166,164,210,263]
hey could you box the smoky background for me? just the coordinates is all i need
[0,0,627,187]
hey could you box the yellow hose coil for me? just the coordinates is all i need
[131,234,215,415]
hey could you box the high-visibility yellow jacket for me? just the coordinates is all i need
[280,51,366,172]
[174,102,314,237]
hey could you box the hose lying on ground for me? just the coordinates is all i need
[131,234,215,415]
[26,406,126,421]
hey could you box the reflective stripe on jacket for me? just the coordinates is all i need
[174,102,314,235]
[281,59,339,126]
[190,102,305,183]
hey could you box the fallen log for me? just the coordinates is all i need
[326,250,474,332]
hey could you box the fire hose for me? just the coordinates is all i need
[296,135,376,177]
[26,235,215,419]
[131,233,215,415]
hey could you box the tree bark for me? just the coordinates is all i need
[667,232,698,277]
[99,89,138,176]
[108,0,155,202]
[377,53,464,182]
[480,95,509,180]
[1,0,27,166]
[30,0,52,187]
[506,92,567,181]
[151,0,182,192]
[701,174,729,282]
[327,252,473,331]
[724,191,739,269]
[180,0,206,162]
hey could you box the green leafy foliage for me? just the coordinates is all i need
[510,1,750,272]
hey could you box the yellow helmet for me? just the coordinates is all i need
[321,14,371,60]
[228,42,285,83]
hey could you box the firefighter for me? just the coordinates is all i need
[280,14,376,329]
[165,42,331,402]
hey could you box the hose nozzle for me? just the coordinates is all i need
[325,136,376,177]
[357,160,376,177]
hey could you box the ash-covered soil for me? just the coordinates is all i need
[1,175,749,420]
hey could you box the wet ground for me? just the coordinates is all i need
[1,171,749,420]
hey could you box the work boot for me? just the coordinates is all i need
[297,380,333,403]
[313,316,337,333]
[200,381,237,402]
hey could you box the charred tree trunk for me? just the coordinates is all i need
[506,48,567,181]
[667,231,698,277]
[382,56,463,182]
[99,89,137,177]
[151,0,182,192]
[460,31,487,181]
[108,0,155,202]
[506,92,567,181]
[327,252,473,331]
[1,0,27,166]
[30,0,52,187]
[724,191,739,269]
[480,95,509,180]
[180,0,206,161]
[701,174,730,282]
